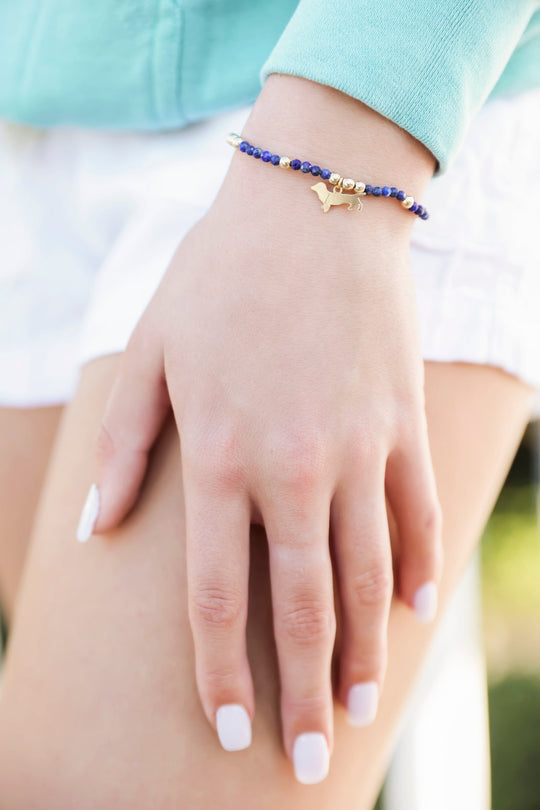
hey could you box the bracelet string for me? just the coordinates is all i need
[226,132,430,220]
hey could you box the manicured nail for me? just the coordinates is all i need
[216,704,252,751]
[292,732,329,784]
[413,581,438,623]
[347,681,379,727]
[76,483,100,543]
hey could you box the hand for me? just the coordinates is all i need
[79,75,443,783]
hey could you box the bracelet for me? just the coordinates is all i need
[226,132,430,220]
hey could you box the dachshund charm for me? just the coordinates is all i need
[310,181,364,213]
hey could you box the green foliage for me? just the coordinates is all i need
[489,674,540,810]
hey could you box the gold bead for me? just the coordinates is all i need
[329,172,341,185]
[279,156,291,168]
[226,132,241,147]
[402,196,414,209]
[342,177,355,190]
[354,181,366,194]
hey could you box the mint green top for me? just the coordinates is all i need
[0,0,539,175]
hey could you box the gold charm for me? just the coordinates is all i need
[310,181,364,213]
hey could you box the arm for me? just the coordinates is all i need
[259,0,537,175]
[80,74,443,783]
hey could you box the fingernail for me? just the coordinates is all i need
[347,681,379,727]
[216,704,252,751]
[413,581,438,623]
[293,732,329,785]
[76,483,100,543]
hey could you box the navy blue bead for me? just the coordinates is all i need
[321,168,331,180]
[252,147,262,159]
[246,145,254,155]
[390,187,398,197]
[365,184,373,195]
[301,161,312,173]
[421,212,429,220]
[270,154,281,165]
[372,186,381,196]
[310,165,321,176]
[239,141,249,152]
[261,150,272,162]
[397,190,406,201]
[410,202,418,213]
[416,205,424,216]
[290,159,302,170]
[381,186,391,197]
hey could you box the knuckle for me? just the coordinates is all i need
[282,691,329,717]
[279,600,335,646]
[345,644,388,681]
[269,428,329,491]
[94,422,115,466]
[200,666,238,692]
[351,565,393,607]
[421,498,443,540]
[346,422,380,464]
[393,396,425,443]
[191,586,244,630]
[184,422,244,490]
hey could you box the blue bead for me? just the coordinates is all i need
[372,186,381,196]
[381,186,391,197]
[421,212,429,220]
[270,154,281,165]
[410,202,418,213]
[310,165,321,176]
[416,205,424,216]
[261,150,272,162]
[252,147,262,159]
[239,141,249,152]
[365,184,373,195]
[397,190,406,201]
[290,159,302,170]
[390,187,398,197]
[301,161,312,173]
[246,145,254,155]
[321,168,331,179]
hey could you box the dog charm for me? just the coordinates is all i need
[310,181,364,213]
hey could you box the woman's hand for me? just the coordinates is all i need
[77,75,443,783]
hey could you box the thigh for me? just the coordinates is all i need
[0,355,533,809]
[0,405,63,622]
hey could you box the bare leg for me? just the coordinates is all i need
[0,406,63,622]
[0,355,533,809]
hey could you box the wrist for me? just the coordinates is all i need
[231,73,435,237]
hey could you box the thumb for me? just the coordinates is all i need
[76,324,170,542]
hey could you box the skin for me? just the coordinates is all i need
[0,358,533,810]
[0,74,534,805]
[88,74,442,771]
[0,405,63,623]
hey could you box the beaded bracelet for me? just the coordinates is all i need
[226,132,429,220]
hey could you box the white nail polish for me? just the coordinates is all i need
[347,681,379,727]
[292,732,330,785]
[216,704,252,752]
[76,483,100,543]
[413,581,438,623]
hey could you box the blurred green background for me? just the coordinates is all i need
[481,421,540,810]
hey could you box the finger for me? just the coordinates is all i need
[385,411,443,623]
[261,479,335,785]
[182,452,254,752]
[331,453,393,728]
[76,321,170,542]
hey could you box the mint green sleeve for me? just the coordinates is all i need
[259,0,538,176]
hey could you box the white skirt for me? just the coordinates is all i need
[1,89,540,408]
